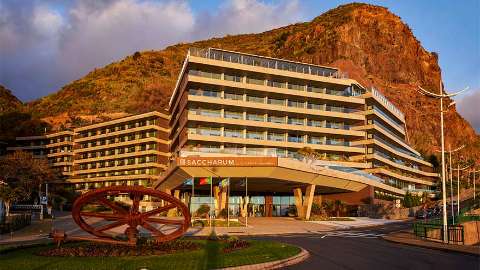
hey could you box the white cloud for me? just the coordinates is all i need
[0,0,306,101]
[456,89,480,133]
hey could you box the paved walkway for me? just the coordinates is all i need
[383,231,480,256]
[187,217,404,236]
[308,217,408,230]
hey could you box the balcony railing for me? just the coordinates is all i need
[189,47,347,79]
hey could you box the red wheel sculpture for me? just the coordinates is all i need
[70,186,190,245]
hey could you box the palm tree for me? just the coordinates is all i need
[297,147,319,165]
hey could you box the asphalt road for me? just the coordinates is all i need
[255,222,480,270]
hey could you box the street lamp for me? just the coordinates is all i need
[452,162,471,217]
[437,144,464,224]
[417,82,468,242]
[472,168,479,202]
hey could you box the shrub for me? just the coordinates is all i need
[196,204,210,218]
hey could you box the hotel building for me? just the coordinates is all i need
[7,112,170,190]
[5,48,438,219]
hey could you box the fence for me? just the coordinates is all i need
[413,222,464,244]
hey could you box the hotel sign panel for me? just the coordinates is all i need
[176,157,278,167]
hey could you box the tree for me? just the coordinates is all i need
[298,147,319,164]
[0,151,60,215]
[0,185,28,216]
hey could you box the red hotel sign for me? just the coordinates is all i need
[176,157,278,167]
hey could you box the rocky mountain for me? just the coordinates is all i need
[0,84,22,114]
[23,3,479,160]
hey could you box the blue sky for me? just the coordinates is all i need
[0,0,478,130]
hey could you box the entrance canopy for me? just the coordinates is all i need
[154,156,405,196]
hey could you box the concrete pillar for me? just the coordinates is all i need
[304,184,316,220]
[240,196,249,217]
[219,189,227,211]
[293,188,304,218]
[213,186,220,213]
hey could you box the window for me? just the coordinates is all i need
[288,134,304,143]
[198,127,221,136]
[267,98,285,106]
[308,136,324,145]
[288,117,304,126]
[268,132,285,142]
[224,74,242,82]
[267,80,286,88]
[287,100,304,108]
[191,108,221,118]
[246,131,264,140]
[189,70,221,79]
[224,92,243,101]
[288,83,304,91]
[267,116,285,124]
[224,111,243,120]
[307,86,325,94]
[246,95,264,103]
[307,103,324,110]
[246,113,264,122]
[224,129,243,138]
[326,105,344,113]
[203,89,221,98]
[307,119,324,127]
[246,77,264,85]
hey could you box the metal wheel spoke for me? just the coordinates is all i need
[80,212,122,220]
[96,220,127,232]
[96,198,128,214]
[141,221,165,236]
[131,194,141,213]
[145,217,184,225]
[141,204,176,217]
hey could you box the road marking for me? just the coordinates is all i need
[316,231,386,239]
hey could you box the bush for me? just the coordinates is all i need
[402,192,422,208]
[218,208,228,219]
[311,203,322,215]
[196,204,210,218]
[0,213,31,234]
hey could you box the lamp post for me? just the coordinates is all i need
[437,145,464,224]
[452,162,471,217]
[418,82,468,242]
[472,168,479,202]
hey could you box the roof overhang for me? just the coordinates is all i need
[154,156,405,196]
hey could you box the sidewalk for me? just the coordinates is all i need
[383,231,480,256]
[308,217,408,229]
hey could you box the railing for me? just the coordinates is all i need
[189,47,348,79]
[413,222,464,244]
[369,87,405,120]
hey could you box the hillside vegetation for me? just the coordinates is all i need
[9,3,479,160]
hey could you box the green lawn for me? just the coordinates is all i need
[0,240,300,270]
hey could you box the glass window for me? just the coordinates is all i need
[308,136,325,145]
[307,86,325,94]
[267,80,286,88]
[224,129,243,138]
[307,119,324,127]
[267,116,285,124]
[307,103,324,110]
[224,111,243,120]
[197,127,221,136]
[267,98,285,106]
[287,100,305,108]
[246,131,264,140]
[287,134,304,143]
[224,92,243,101]
[288,117,304,126]
[288,83,305,91]
[246,77,264,85]
[246,113,264,122]
[268,132,285,142]
[246,95,264,103]
[224,74,242,82]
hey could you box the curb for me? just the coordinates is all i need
[382,235,480,256]
[215,247,310,270]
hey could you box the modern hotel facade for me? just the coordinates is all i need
[6,48,438,218]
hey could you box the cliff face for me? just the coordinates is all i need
[25,3,479,160]
[0,84,22,114]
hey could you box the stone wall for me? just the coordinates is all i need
[463,221,480,245]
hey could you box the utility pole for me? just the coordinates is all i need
[438,145,464,224]
[452,163,471,217]
[418,81,468,242]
